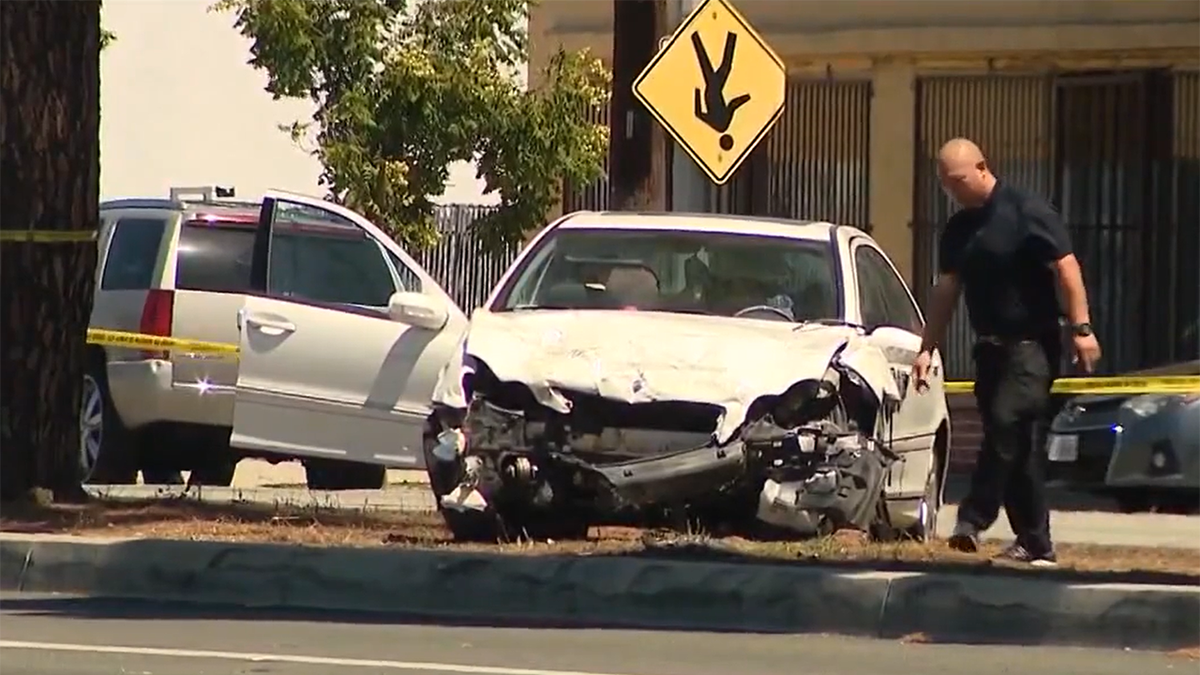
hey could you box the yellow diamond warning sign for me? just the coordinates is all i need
[633,0,786,185]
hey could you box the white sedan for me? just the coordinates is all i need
[426,212,951,542]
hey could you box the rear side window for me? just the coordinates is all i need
[855,245,923,333]
[175,224,255,293]
[100,217,168,290]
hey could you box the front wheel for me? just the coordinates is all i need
[907,466,941,542]
[440,501,591,543]
[423,435,590,542]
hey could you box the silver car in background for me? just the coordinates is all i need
[1046,361,1199,513]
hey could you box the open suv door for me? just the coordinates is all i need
[230,190,468,476]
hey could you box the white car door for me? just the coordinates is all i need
[849,238,947,498]
[231,190,468,468]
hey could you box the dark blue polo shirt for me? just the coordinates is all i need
[937,180,1072,338]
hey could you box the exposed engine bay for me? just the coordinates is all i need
[426,352,903,542]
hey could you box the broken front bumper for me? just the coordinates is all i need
[431,398,745,514]
[432,399,897,539]
[592,441,746,506]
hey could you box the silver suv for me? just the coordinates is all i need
[84,186,462,490]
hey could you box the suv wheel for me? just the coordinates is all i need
[303,459,386,491]
[80,361,138,484]
[189,456,237,486]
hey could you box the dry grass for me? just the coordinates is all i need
[1168,646,1200,661]
[2,496,1198,585]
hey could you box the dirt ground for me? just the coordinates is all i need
[3,496,1197,585]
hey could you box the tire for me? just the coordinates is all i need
[141,469,184,485]
[907,464,941,542]
[441,504,590,543]
[422,430,499,541]
[422,433,590,543]
[188,433,238,486]
[189,458,237,487]
[441,508,504,542]
[1113,489,1153,514]
[80,356,139,484]
[303,458,386,490]
[504,508,591,542]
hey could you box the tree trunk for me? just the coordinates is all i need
[609,0,667,211]
[0,1,102,503]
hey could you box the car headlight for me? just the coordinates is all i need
[1123,395,1171,418]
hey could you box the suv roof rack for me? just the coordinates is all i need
[169,185,237,201]
[99,186,261,212]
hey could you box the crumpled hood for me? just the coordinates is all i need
[432,309,899,443]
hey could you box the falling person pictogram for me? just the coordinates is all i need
[692,31,751,152]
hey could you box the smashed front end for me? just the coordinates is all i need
[427,361,742,540]
[426,338,902,542]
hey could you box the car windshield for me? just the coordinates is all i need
[492,227,840,321]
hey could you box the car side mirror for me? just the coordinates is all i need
[387,291,448,331]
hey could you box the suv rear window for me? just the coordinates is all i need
[100,217,168,290]
[175,224,255,293]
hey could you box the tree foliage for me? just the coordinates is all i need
[212,0,610,251]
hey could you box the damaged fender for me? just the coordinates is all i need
[431,331,470,411]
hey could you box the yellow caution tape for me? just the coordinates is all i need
[0,230,97,243]
[944,375,1200,395]
[86,329,239,356]
[76,330,1200,395]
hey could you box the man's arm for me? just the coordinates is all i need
[1053,255,1091,326]
[920,273,961,354]
[1027,202,1091,326]
[922,218,964,354]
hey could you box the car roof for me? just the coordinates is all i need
[556,211,840,243]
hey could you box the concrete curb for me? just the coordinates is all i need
[1,533,1196,649]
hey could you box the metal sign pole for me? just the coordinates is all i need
[669,0,710,213]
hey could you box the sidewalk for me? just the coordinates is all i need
[88,459,1200,550]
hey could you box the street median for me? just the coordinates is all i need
[1,532,1195,651]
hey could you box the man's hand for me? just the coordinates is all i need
[914,273,960,396]
[1073,333,1102,373]
[912,350,934,394]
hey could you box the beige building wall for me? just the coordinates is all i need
[100,0,492,205]
[528,0,1200,283]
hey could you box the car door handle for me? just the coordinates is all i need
[244,315,296,335]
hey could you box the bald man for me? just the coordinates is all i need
[912,138,1101,566]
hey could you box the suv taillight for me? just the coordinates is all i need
[137,289,175,359]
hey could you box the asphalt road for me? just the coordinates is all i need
[0,593,1190,675]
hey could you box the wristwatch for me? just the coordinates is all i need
[1072,322,1094,337]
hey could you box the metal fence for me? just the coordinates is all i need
[563,103,611,212]
[756,79,873,228]
[912,69,1199,379]
[563,78,873,223]
[415,204,517,312]
[912,74,1055,379]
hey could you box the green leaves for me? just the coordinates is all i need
[212,0,609,251]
